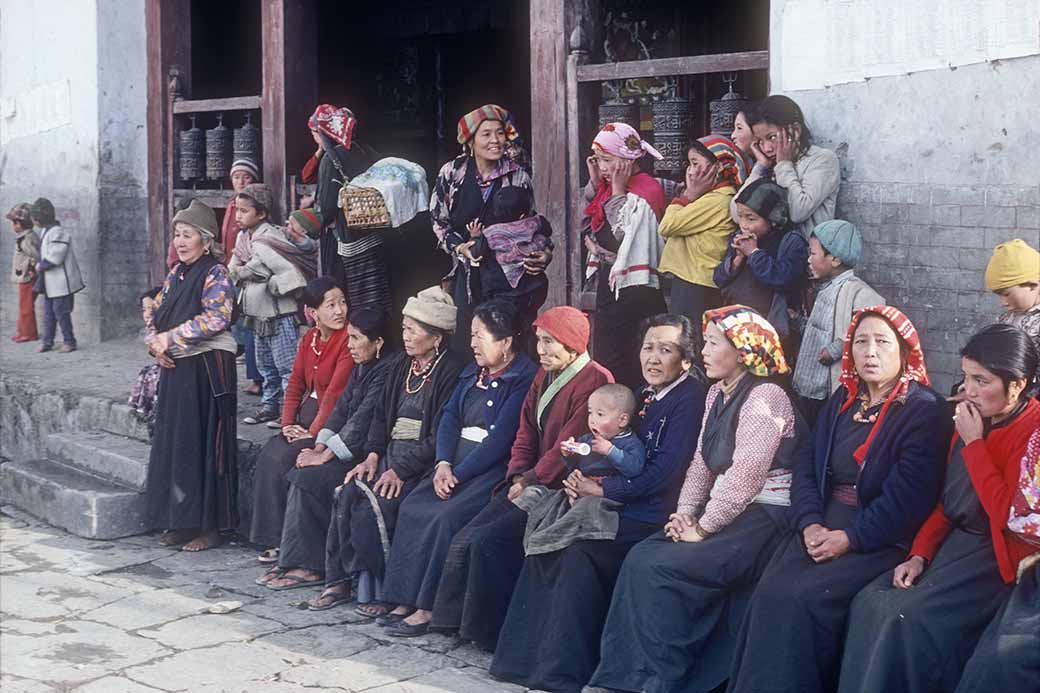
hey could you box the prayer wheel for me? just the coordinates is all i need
[178,115,204,182]
[205,114,233,181]
[598,100,641,131]
[651,95,695,175]
[233,112,261,170]
[709,74,751,136]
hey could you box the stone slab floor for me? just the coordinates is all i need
[0,506,538,693]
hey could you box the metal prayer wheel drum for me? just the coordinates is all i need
[179,115,204,182]
[205,114,233,181]
[710,75,751,136]
[598,101,640,131]
[652,96,695,175]
[233,112,261,170]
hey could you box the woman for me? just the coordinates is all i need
[839,324,1040,693]
[590,306,805,693]
[658,136,749,326]
[306,104,385,313]
[734,95,841,238]
[430,104,549,353]
[490,313,708,693]
[255,309,395,601]
[249,278,353,566]
[378,299,539,635]
[727,306,951,693]
[144,200,238,552]
[582,122,668,388]
[428,306,613,649]
[730,111,754,161]
[327,286,466,615]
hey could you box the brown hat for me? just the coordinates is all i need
[402,286,457,333]
[5,203,32,227]
[172,199,219,241]
[239,183,274,213]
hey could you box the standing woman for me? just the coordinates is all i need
[145,200,238,552]
[727,306,951,693]
[490,314,707,693]
[839,324,1040,693]
[590,307,805,693]
[582,122,668,388]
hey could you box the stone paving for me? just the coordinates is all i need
[0,506,536,693]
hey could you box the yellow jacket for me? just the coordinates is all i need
[658,186,737,287]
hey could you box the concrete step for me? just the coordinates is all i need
[0,458,148,539]
[47,431,150,491]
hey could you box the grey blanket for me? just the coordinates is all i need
[513,485,622,556]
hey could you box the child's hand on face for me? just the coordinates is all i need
[733,232,759,258]
[589,433,613,457]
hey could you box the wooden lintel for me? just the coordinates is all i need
[172,96,262,114]
[577,50,769,82]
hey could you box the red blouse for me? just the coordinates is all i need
[910,398,1040,583]
[281,327,354,436]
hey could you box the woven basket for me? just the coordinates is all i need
[339,185,391,229]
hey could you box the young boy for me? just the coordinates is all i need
[32,198,84,353]
[792,219,884,424]
[228,183,308,424]
[986,238,1040,355]
[7,203,40,342]
[561,383,645,478]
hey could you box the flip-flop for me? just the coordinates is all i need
[254,567,286,586]
[307,590,351,611]
[354,602,390,619]
[266,573,324,591]
[257,548,279,564]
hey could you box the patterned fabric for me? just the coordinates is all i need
[144,264,235,351]
[429,154,532,249]
[702,305,790,377]
[998,304,1040,359]
[584,171,666,235]
[733,178,790,229]
[128,364,161,424]
[482,216,553,289]
[255,315,300,407]
[698,135,752,189]
[1009,426,1040,546]
[347,157,430,228]
[593,122,663,161]
[309,104,357,150]
[5,202,32,226]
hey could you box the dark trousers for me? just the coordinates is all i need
[669,278,721,327]
[42,294,75,348]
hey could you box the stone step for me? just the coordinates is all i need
[47,431,151,491]
[0,458,148,539]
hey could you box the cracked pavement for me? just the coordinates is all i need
[0,507,538,692]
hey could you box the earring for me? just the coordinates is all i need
[376,343,382,360]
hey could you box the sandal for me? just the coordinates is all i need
[266,573,324,591]
[257,548,280,564]
[255,566,286,586]
[308,587,351,611]
[354,602,391,620]
[243,407,279,425]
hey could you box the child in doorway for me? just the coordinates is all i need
[7,203,40,342]
[560,383,645,478]
[33,198,85,353]
[986,238,1040,356]
[792,220,884,425]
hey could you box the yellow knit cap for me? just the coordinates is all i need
[985,239,1040,292]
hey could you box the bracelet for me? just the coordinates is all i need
[693,523,711,539]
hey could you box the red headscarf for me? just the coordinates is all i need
[532,306,590,354]
[309,104,357,150]
[838,305,930,465]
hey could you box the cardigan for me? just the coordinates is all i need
[315,352,395,461]
[364,350,467,481]
[910,399,1040,583]
[657,186,738,288]
[506,358,614,487]
[11,229,40,284]
[602,375,707,525]
[281,327,354,435]
[37,223,85,297]
[791,381,952,552]
[436,355,540,483]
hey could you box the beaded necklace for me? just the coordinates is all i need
[406,349,447,394]
[310,330,328,358]
[476,356,514,390]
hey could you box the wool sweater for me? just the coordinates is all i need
[227,222,307,319]
[280,327,355,435]
[910,399,1040,583]
[657,186,737,288]
[316,353,395,462]
[11,229,40,283]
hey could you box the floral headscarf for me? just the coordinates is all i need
[703,305,790,377]
[593,122,663,161]
[698,135,752,189]
[309,104,357,150]
[456,104,527,166]
[1008,426,1040,546]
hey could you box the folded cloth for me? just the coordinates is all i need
[597,193,664,297]
[345,157,429,228]
[513,485,622,556]
[482,215,552,289]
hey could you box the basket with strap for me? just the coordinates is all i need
[338,184,391,230]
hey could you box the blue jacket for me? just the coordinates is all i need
[435,355,539,484]
[790,381,952,553]
[602,376,707,525]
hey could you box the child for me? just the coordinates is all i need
[561,383,645,478]
[32,198,84,353]
[7,203,40,342]
[129,287,162,431]
[228,183,309,424]
[792,220,885,424]
[986,238,1040,355]
[713,178,808,339]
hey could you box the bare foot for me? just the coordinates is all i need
[403,608,432,626]
[181,530,223,552]
[266,568,323,589]
[158,529,197,546]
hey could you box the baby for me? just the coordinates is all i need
[562,383,645,478]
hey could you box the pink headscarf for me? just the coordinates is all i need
[593,122,663,161]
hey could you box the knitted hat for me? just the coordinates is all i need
[239,183,273,212]
[30,198,56,225]
[734,178,789,229]
[289,209,321,236]
[402,286,457,333]
[172,199,219,242]
[5,202,32,227]
[811,219,863,267]
[985,239,1040,292]
[229,158,260,181]
[532,306,591,354]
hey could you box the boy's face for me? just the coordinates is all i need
[997,283,1040,312]
[807,236,842,279]
[735,203,771,238]
[587,392,628,441]
[230,170,256,194]
[9,220,21,234]
[235,199,266,230]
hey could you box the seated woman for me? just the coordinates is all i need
[254,308,394,595]
[727,306,951,693]
[428,306,613,649]
[839,324,1040,693]
[956,426,1040,693]
[378,300,539,635]
[490,313,708,693]
[250,278,353,565]
[590,306,806,693]
[327,287,466,616]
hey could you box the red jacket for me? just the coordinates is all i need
[281,327,354,436]
[910,398,1040,583]
[506,359,613,487]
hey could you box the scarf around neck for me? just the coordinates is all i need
[536,352,590,431]
[584,172,665,233]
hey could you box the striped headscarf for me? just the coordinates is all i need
[456,104,527,166]
[703,305,790,377]
[698,135,752,188]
